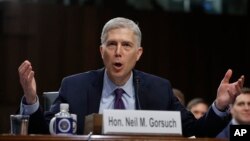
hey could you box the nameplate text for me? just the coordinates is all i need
[102,109,182,135]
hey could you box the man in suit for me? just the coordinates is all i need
[216,87,250,139]
[18,17,244,137]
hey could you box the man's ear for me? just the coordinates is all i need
[136,47,143,61]
[100,46,104,59]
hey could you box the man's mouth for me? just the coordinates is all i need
[114,63,122,67]
[113,62,123,70]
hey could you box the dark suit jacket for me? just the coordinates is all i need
[28,68,229,137]
[216,121,231,139]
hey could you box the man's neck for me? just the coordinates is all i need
[107,72,132,86]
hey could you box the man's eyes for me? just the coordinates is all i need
[237,102,247,106]
[107,42,116,46]
[106,43,132,48]
[123,44,131,48]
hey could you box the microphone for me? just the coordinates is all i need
[136,77,142,110]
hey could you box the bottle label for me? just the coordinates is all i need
[55,117,73,134]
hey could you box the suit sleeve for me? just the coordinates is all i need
[169,89,230,137]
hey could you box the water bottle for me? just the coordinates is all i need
[49,103,73,135]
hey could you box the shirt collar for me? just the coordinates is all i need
[103,69,134,98]
[231,118,239,125]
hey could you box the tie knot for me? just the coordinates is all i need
[114,88,124,99]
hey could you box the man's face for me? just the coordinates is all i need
[100,28,143,85]
[231,93,250,124]
[190,103,208,119]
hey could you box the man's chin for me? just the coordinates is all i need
[239,119,250,125]
[109,71,123,78]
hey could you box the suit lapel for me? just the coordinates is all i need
[87,69,104,114]
[133,70,147,110]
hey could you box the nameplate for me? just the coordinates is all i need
[102,109,182,135]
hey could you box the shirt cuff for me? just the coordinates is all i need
[211,102,228,118]
[20,96,39,115]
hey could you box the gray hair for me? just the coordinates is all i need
[101,17,142,47]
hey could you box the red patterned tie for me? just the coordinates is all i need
[114,88,125,109]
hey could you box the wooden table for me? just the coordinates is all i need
[0,134,228,141]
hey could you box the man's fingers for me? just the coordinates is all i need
[18,60,31,73]
[239,75,245,88]
[18,61,27,72]
[20,66,32,86]
[23,65,32,79]
[227,89,237,104]
[18,61,32,78]
[221,69,232,84]
[235,84,242,96]
[18,63,28,76]
[18,61,34,87]
[28,71,35,83]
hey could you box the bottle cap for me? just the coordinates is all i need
[60,103,69,111]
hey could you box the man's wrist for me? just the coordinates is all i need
[214,101,228,112]
[21,96,39,115]
[23,96,37,105]
[212,102,229,118]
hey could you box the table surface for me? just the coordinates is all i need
[0,134,228,141]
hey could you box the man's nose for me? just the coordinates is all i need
[243,103,250,110]
[246,104,250,109]
[115,45,122,56]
